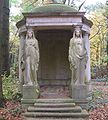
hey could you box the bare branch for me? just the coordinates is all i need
[78,0,86,11]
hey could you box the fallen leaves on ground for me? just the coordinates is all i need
[0,101,24,120]
[0,82,108,120]
[89,105,108,120]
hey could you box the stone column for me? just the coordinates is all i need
[84,32,91,82]
[19,33,25,93]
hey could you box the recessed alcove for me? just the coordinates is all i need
[36,30,72,86]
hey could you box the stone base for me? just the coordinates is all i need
[72,84,88,100]
[21,84,40,108]
[75,99,88,109]
[70,84,88,109]
[21,98,37,108]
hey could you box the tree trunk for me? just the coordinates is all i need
[1,0,10,75]
[0,0,4,107]
[0,0,9,107]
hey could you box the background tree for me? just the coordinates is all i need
[2,0,10,75]
[0,0,4,107]
[0,0,9,107]
[86,3,108,78]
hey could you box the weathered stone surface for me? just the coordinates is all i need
[24,29,39,85]
[21,99,37,104]
[72,85,88,100]
[28,106,82,112]
[23,99,89,120]
[37,30,72,86]
[21,85,39,108]
[40,85,70,99]
[24,111,89,118]
[26,118,87,120]
[23,85,39,99]
[34,103,76,107]
[31,4,77,13]
[35,99,74,103]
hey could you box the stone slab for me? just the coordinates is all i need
[27,106,82,112]
[23,110,89,118]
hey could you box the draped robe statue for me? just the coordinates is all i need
[69,27,88,85]
[23,29,39,85]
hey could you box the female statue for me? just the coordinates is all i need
[24,29,39,85]
[69,26,88,85]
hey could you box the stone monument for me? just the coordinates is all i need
[16,1,93,107]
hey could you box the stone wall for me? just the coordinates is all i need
[36,30,72,86]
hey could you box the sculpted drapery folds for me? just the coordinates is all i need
[69,26,88,85]
[22,29,39,85]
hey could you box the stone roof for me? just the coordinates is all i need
[16,4,93,29]
[31,4,77,13]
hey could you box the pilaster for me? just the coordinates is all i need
[84,32,91,82]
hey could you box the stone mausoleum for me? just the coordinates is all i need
[17,1,93,120]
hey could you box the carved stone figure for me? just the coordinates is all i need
[24,29,39,85]
[69,26,88,85]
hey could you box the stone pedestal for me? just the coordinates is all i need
[72,84,87,100]
[21,85,40,108]
[70,84,88,108]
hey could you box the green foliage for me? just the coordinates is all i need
[87,90,103,110]
[87,3,108,78]
[93,77,108,82]
[9,0,22,7]
[21,0,39,12]
[2,68,20,100]
[12,93,22,102]
[103,55,108,63]
[8,105,23,117]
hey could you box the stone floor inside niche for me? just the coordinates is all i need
[40,85,71,99]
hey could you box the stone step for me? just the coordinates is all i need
[24,110,89,118]
[28,106,82,113]
[25,117,86,120]
[35,99,74,103]
[34,103,76,108]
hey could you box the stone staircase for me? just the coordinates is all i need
[23,99,89,120]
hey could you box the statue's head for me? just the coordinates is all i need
[26,28,34,39]
[74,26,82,38]
[75,30,80,37]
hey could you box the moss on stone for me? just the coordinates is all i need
[31,4,77,13]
